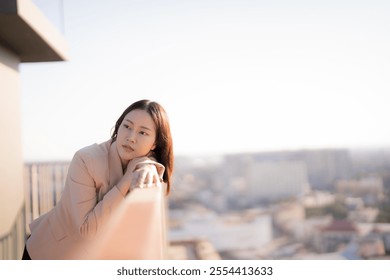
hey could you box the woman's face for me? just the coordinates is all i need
[116,109,157,168]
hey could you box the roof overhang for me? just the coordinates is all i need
[0,0,68,62]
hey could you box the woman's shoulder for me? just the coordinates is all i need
[67,140,111,180]
[74,140,111,161]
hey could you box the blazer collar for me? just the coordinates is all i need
[108,141,124,187]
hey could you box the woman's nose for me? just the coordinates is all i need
[126,132,136,143]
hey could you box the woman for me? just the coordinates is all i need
[22,99,174,259]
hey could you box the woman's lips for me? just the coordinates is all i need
[122,145,134,153]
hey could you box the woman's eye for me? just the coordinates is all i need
[123,124,132,130]
[140,131,148,136]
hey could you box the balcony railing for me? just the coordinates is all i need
[0,161,167,259]
[0,205,26,260]
[24,162,70,233]
[0,162,69,259]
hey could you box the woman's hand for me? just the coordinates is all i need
[130,163,162,189]
[116,157,162,196]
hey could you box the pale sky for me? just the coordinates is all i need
[20,0,390,161]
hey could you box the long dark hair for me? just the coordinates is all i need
[111,100,174,193]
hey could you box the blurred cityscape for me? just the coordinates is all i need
[168,147,390,260]
[18,146,390,260]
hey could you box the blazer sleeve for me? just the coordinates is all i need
[64,149,165,241]
[65,150,125,241]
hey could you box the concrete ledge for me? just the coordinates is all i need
[0,0,68,62]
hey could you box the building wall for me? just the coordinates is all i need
[336,176,384,206]
[0,44,24,237]
[248,160,310,201]
[303,149,352,190]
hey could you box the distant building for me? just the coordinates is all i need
[337,224,390,259]
[315,219,358,253]
[358,233,386,258]
[300,149,352,191]
[272,201,305,236]
[300,190,335,208]
[169,207,273,255]
[248,161,310,202]
[221,148,352,202]
[348,207,379,223]
[384,233,390,255]
[356,223,390,256]
[335,176,384,206]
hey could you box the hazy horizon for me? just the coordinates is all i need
[21,0,390,161]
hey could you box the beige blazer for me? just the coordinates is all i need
[26,140,165,260]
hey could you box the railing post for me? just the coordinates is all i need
[87,186,168,259]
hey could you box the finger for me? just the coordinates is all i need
[131,171,141,188]
[136,169,148,188]
[145,171,154,187]
[155,178,162,188]
[130,171,139,189]
[126,157,147,172]
[138,165,156,187]
[146,167,159,188]
[150,166,160,186]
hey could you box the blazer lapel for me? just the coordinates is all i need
[108,141,124,187]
